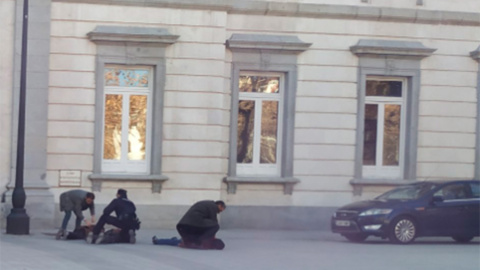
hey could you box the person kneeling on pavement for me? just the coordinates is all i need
[90,189,140,244]
[152,200,226,250]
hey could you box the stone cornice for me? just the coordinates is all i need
[226,34,311,53]
[87,26,179,45]
[54,0,480,26]
[351,39,436,58]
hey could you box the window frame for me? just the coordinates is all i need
[236,72,285,176]
[354,64,419,183]
[101,65,154,174]
[362,76,408,179]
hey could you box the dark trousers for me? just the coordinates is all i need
[61,210,83,230]
[176,224,219,245]
[92,215,130,236]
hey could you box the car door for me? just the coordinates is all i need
[464,182,480,236]
[423,183,470,236]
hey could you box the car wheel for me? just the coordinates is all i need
[343,233,368,243]
[452,236,474,243]
[389,216,417,244]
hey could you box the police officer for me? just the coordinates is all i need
[91,189,139,244]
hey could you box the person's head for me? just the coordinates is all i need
[215,200,226,213]
[85,192,95,205]
[117,189,127,199]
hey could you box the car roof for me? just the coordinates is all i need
[410,180,480,185]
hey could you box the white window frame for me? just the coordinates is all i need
[237,72,284,176]
[362,77,407,179]
[101,66,153,175]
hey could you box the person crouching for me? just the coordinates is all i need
[175,200,226,250]
[90,189,140,244]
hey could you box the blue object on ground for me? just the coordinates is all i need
[152,236,181,246]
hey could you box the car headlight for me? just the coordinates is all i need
[359,209,392,216]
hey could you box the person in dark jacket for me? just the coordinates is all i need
[56,189,95,240]
[176,200,226,249]
[91,189,140,244]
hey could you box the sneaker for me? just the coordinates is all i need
[55,229,65,240]
[152,236,158,244]
[129,229,136,244]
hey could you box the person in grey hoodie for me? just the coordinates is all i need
[56,189,95,240]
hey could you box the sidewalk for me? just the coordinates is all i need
[1,228,479,270]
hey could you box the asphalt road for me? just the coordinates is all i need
[1,229,479,270]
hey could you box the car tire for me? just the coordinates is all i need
[389,216,417,244]
[452,236,474,243]
[343,233,368,243]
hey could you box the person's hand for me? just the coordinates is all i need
[84,219,91,226]
[91,216,96,224]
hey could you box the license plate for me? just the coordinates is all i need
[335,220,350,227]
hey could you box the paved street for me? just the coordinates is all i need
[1,229,479,270]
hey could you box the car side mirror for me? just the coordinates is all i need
[431,196,444,204]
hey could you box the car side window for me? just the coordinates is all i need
[433,184,468,200]
[469,183,480,198]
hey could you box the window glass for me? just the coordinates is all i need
[434,184,468,200]
[103,94,123,160]
[237,100,255,163]
[366,80,402,97]
[383,104,401,166]
[260,101,278,164]
[376,183,436,200]
[239,76,280,93]
[104,68,149,87]
[469,183,480,198]
[363,104,378,165]
[128,95,147,160]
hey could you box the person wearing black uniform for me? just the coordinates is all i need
[91,189,140,244]
[176,200,226,249]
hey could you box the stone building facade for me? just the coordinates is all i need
[1,0,479,230]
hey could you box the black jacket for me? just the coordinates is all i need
[103,197,136,220]
[177,200,219,228]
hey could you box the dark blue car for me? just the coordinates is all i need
[331,180,480,244]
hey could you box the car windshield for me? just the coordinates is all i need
[376,183,437,201]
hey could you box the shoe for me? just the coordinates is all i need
[55,229,65,240]
[152,236,157,244]
[129,229,136,244]
[91,234,99,244]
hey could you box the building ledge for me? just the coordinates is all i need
[351,39,436,58]
[224,176,300,195]
[226,34,312,54]
[88,174,169,193]
[87,26,179,45]
[54,0,480,27]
